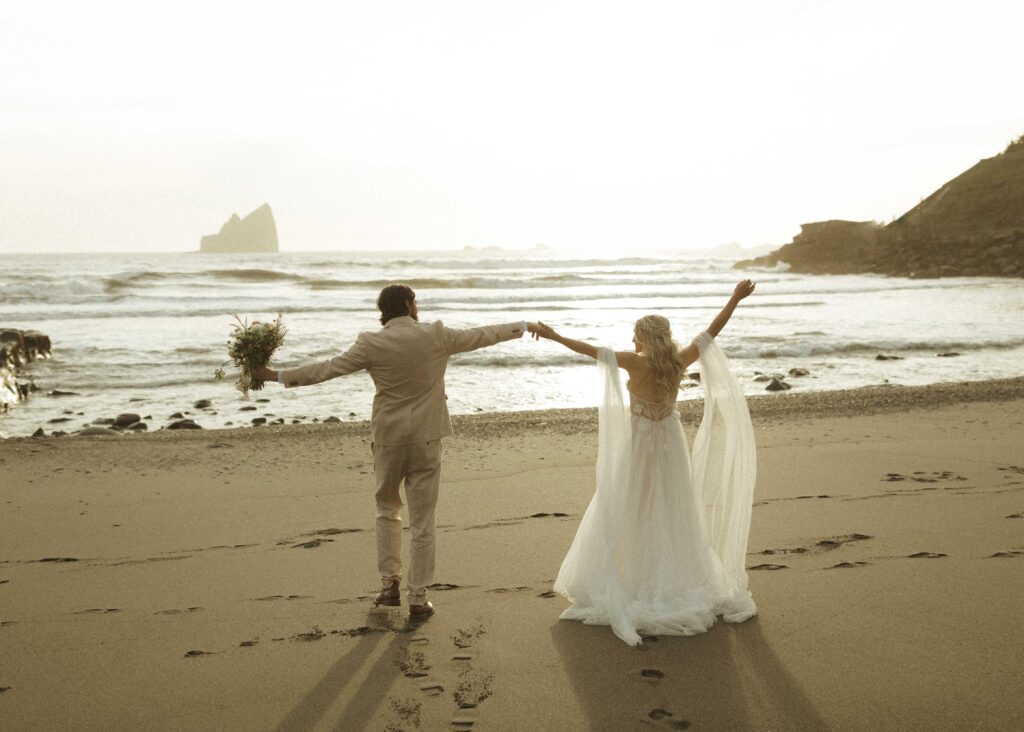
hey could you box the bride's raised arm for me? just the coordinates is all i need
[678,279,756,367]
[529,322,640,369]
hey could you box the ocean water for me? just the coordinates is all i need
[2,250,1023,437]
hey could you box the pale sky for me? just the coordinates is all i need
[1,0,1022,253]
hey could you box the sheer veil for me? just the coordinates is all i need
[691,331,758,620]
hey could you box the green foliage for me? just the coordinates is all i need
[213,313,287,397]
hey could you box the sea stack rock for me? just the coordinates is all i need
[200,204,279,253]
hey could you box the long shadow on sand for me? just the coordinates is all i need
[551,617,828,731]
[273,613,411,732]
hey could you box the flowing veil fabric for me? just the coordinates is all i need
[691,331,758,621]
[554,336,756,645]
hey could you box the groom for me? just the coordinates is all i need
[255,284,532,617]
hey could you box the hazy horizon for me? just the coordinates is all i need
[2,1,1023,254]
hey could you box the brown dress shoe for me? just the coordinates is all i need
[408,600,434,618]
[373,580,401,607]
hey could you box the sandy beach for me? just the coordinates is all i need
[2,378,1023,731]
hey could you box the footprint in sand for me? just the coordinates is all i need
[398,650,432,678]
[73,608,121,614]
[154,607,203,615]
[302,527,363,537]
[0,687,11,693]
[748,563,788,570]
[0,621,18,628]
[239,639,259,647]
[634,667,667,683]
[485,586,531,594]
[292,538,333,549]
[828,561,871,569]
[647,709,691,729]
[536,590,558,598]
[291,627,326,642]
[384,697,422,732]
[183,650,218,658]
[454,668,494,709]
[990,551,1024,558]
[907,552,947,559]
[252,594,312,602]
[451,625,484,649]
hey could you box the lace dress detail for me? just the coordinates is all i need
[628,390,678,421]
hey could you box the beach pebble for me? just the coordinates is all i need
[47,389,79,397]
[128,422,148,431]
[324,416,341,423]
[113,413,141,429]
[194,399,213,409]
[765,378,791,391]
[788,368,810,377]
[875,354,903,361]
[251,417,267,426]
[167,419,202,430]
[169,412,184,419]
[31,427,45,437]
[937,352,961,358]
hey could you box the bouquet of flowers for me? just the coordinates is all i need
[214,313,287,397]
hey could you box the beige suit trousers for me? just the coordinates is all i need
[372,439,442,603]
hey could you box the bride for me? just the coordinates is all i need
[530,280,758,646]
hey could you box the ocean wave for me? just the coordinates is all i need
[727,337,1024,359]
[5,298,831,322]
[306,274,595,290]
[307,256,678,270]
[450,353,591,368]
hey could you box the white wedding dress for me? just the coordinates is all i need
[553,332,758,646]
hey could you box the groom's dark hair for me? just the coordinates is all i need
[377,284,416,325]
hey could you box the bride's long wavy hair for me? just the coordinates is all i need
[634,315,684,395]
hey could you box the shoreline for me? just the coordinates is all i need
[6,374,1024,443]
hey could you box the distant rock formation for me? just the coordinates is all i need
[200,204,279,253]
[737,135,1024,278]
[1,329,51,413]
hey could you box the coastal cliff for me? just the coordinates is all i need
[200,204,279,253]
[737,135,1024,277]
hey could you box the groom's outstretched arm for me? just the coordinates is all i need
[277,335,370,388]
[440,321,527,355]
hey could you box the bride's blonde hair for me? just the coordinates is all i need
[634,315,684,395]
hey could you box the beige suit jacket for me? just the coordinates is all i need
[279,317,526,446]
